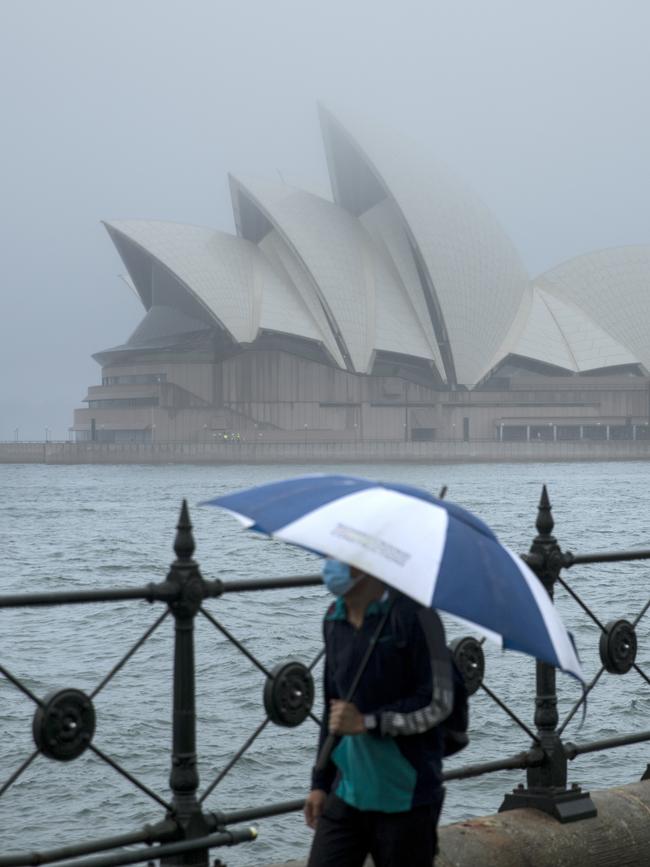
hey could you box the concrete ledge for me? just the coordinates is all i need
[3,440,650,464]
[262,780,650,867]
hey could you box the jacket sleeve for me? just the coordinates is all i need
[367,606,455,737]
[310,627,339,792]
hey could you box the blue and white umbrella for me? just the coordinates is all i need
[203,473,583,682]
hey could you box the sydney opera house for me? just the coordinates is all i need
[73,106,650,445]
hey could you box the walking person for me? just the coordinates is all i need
[305,559,457,867]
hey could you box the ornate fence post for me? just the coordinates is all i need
[500,485,596,822]
[163,500,211,865]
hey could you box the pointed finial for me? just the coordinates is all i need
[535,484,555,539]
[174,499,195,561]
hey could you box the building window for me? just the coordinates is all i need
[411,427,436,442]
[530,425,554,441]
[556,425,581,441]
[501,425,527,441]
[582,425,607,440]
[87,397,159,408]
[102,374,166,385]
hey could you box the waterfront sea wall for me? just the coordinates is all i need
[263,780,650,867]
[3,439,650,464]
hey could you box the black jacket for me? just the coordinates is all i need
[312,592,455,811]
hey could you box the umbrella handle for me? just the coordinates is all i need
[314,733,338,773]
[314,596,396,774]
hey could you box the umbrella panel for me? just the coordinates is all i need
[204,475,583,681]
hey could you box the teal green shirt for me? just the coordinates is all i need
[333,731,417,811]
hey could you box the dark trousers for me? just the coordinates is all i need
[307,792,443,867]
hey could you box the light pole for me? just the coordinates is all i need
[14,427,19,442]
[45,427,50,443]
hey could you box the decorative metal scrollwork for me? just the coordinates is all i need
[599,619,637,674]
[263,661,314,727]
[33,688,96,761]
[450,636,485,696]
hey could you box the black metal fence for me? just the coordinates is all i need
[1,487,650,865]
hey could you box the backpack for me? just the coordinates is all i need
[441,656,469,757]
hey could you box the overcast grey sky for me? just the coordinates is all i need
[1,0,649,440]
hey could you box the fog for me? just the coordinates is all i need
[1,0,649,440]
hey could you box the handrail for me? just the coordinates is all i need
[0,821,178,867]
[0,576,323,608]
[45,827,257,867]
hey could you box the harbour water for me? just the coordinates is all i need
[2,461,650,865]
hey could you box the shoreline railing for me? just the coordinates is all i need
[1,488,650,864]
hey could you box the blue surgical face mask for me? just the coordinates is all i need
[321,559,355,596]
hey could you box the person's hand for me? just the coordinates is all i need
[304,789,327,829]
[328,700,365,735]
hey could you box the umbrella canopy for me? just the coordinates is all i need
[203,473,583,681]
